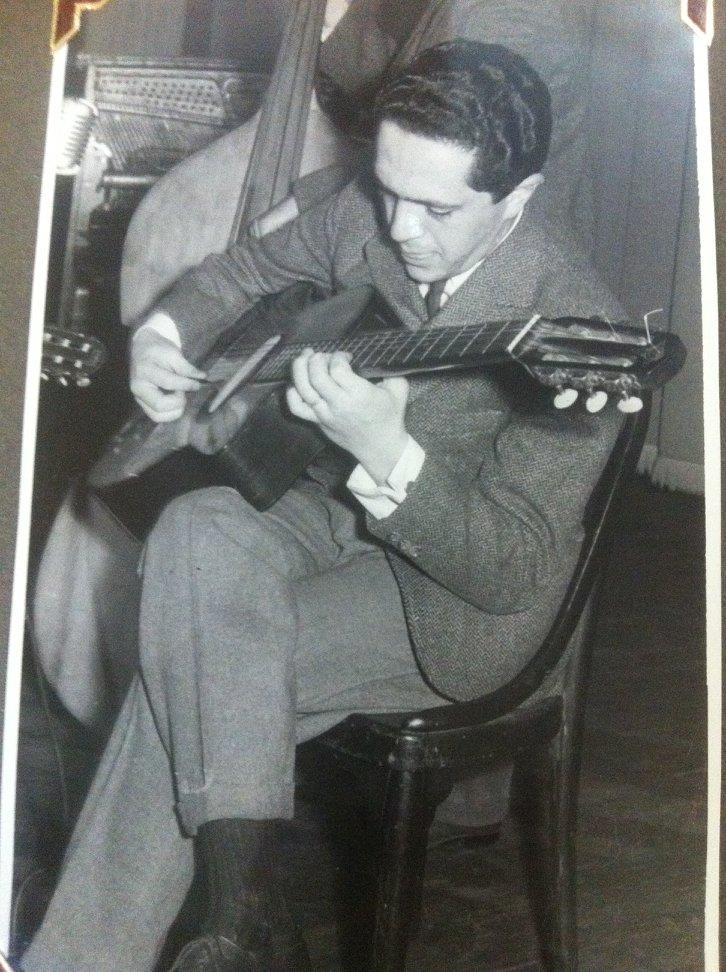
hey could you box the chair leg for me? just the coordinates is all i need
[370,768,441,972]
[513,729,578,972]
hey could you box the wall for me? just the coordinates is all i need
[586,0,704,491]
[76,0,285,67]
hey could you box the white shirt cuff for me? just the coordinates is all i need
[134,312,182,348]
[347,436,426,519]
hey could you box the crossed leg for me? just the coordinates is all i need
[23,485,443,972]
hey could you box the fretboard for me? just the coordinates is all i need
[252,318,532,383]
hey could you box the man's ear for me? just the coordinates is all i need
[502,173,544,217]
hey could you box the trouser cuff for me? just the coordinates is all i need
[176,786,295,836]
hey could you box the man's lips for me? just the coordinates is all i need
[399,249,434,264]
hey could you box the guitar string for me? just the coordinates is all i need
[249,317,639,381]
[253,320,525,379]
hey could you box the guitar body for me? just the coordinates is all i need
[90,284,394,531]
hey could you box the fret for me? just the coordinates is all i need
[350,330,403,367]
[359,339,398,368]
[341,331,396,355]
[399,331,435,364]
[439,327,474,358]
[456,324,484,354]
[374,330,421,365]
[415,328,450,360]
[462,319,514,356]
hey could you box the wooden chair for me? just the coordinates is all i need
[296,404,650,971]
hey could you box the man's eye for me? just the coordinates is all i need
[427,207,454,219]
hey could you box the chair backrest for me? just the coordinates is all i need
[402,400,652,732]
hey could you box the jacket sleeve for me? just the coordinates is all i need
[149,191,343,363]
[364,393,623,615]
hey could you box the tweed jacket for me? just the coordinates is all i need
[155,177,624,701]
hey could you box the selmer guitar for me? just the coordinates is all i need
[88,284,686,533]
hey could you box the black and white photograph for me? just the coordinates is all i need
[0,0,718,969]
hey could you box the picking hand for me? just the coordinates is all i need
[130,328,207,422]
[287,350,410,483]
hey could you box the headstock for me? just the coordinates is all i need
[510,316,686,413]
[41,326,107,387]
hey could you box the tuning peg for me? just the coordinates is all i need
[58,376,68,386]
[617,394,643,413]
[76,377,91,387]
[553,387,578,409]
[40,371,49,381]
[585,390,608,413]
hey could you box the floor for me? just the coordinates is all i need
[12,477,708,970]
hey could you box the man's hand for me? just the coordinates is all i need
[287,350,410,483]
[130,328,207,423]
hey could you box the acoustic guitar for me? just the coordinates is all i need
[88,284,686,534]
[41,325,107,386]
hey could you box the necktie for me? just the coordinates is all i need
[425,279,447,319]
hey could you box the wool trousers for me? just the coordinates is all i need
[24,482,446,972]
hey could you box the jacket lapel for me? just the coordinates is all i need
[432,207,548,331]
[363,235,428,329]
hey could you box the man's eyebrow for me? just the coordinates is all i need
[372,174,460,210]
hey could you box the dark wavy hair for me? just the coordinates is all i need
[373,41,552,201]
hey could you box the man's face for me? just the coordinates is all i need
[374,119,519,283]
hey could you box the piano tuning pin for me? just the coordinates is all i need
[76,376,91,387]
[585,390,608,413]
[617,394,643,414]
[553,387,578,409]
[58,376,68,386]
[40,371,49,381]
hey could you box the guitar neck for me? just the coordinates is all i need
[252,319,527,383]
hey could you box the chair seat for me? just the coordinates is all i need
[303,696,563,776]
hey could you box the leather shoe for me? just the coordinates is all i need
[169,934,264,971]
[169,922,311,972]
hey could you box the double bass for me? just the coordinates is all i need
[33,0,349,729]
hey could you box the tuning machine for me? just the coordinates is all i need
[613,376,643,413]
[616,394,643,413]
[553,387,578,409]
[585,390,608,413]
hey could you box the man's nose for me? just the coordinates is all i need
[388,199,423,242]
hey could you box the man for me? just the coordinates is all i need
[35,0,594,735]
[24,42,623,972]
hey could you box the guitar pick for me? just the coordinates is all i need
[585,390,608,413]
[553,388,578,409]
[617,395,643,413]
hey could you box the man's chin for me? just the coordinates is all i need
[402,261,440,282]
